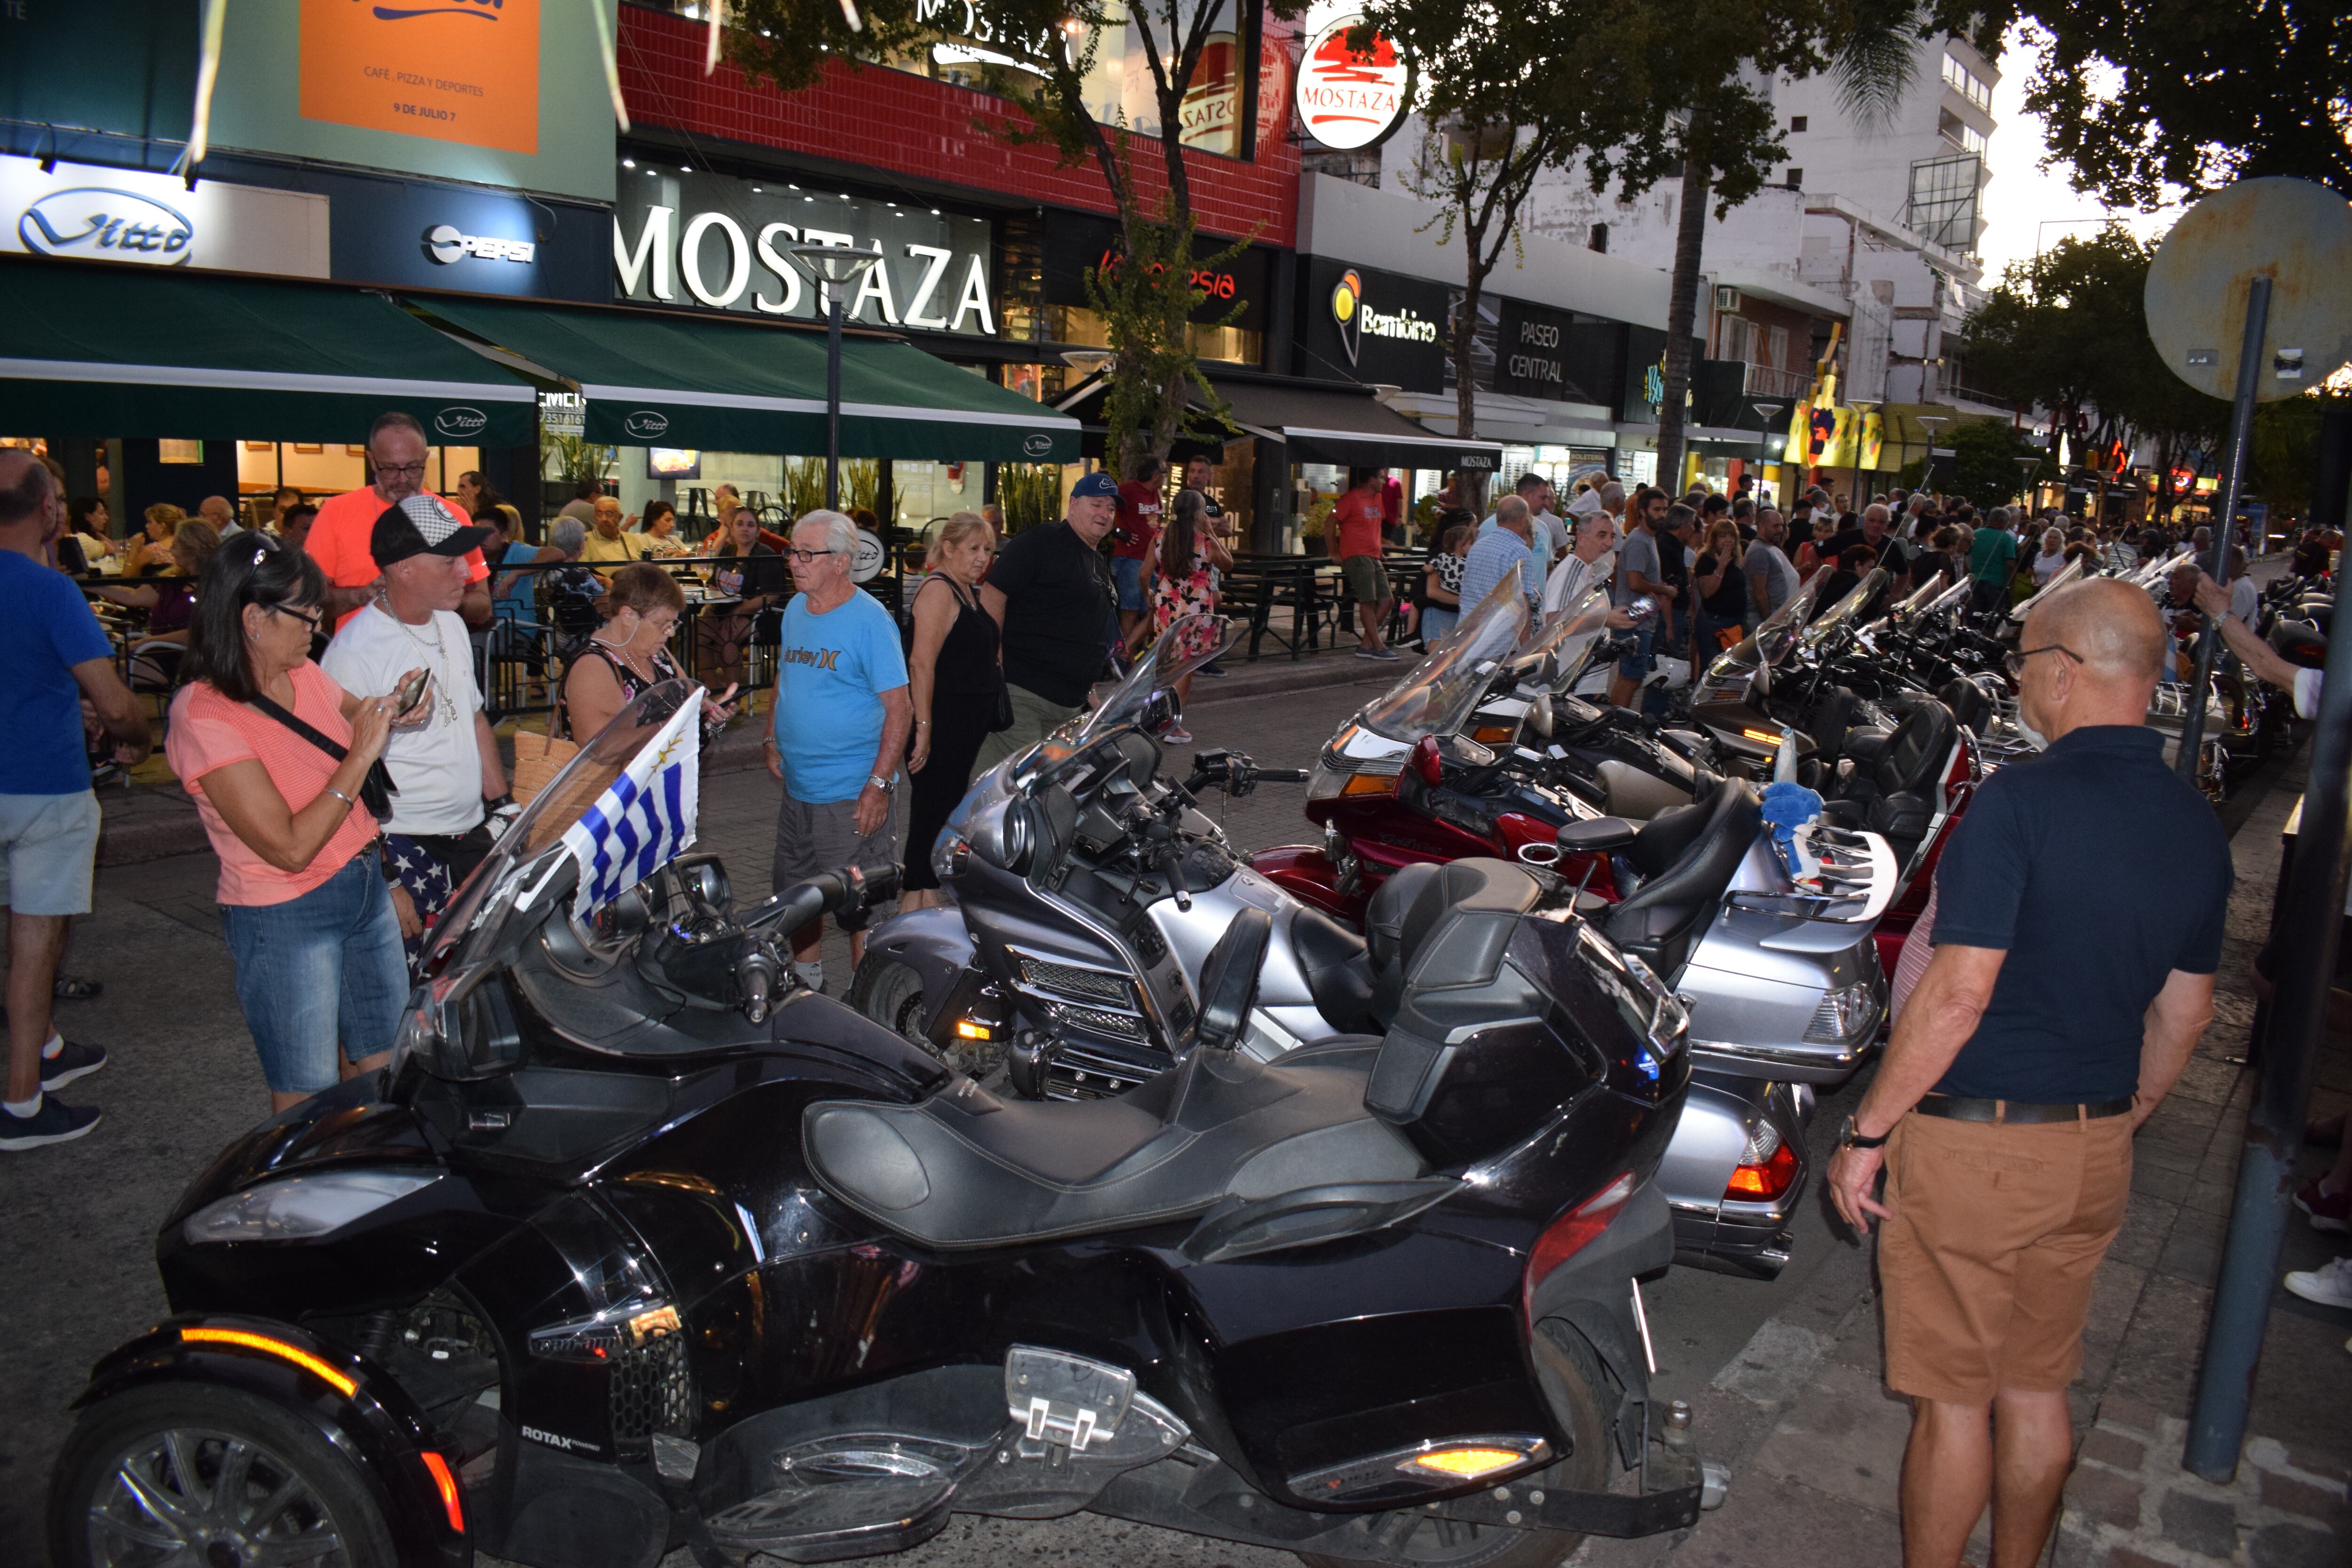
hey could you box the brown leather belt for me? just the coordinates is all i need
[1915,1094,2135,1125]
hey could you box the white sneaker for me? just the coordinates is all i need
[792,960,825,995]
[2283,1255,2352,1309]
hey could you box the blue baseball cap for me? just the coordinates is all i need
[1070,470,1120,500]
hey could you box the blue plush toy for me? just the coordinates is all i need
[1760,780,1826,882]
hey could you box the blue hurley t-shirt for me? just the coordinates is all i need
[771,589,908,804]
[1931,724,2232,1101]
[0,549,114,795]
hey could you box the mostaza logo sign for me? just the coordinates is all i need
[1295,16,1413,151]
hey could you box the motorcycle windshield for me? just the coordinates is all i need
[1800,567,1891,650]
[423,679,702,980]
[1064,613,1232,750]
[1923,573,1974,615]
[1510,584,1614,683]
[1891,570,1949,616]
[1724,565,1833,675]
[1357,566,1531,744]
[2008,556,2085,621]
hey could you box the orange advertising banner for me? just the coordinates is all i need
[299,0,540,156]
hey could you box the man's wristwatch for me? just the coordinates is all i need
[1838,1114,1889,1151]
[867,773,896,794]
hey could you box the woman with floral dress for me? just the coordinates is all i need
[1143,487,1233,745]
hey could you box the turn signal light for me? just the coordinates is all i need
[1471,725,1516,745]
[179,1327,358,1397]
[1342,771,1395,796]
[1404,1446,1529,1480]
[1740,728,1784,746]
[418,1450,466,1534]
[954,1019,993,1040]
[1726,1141,1800,1200]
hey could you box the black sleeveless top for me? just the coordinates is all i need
[922,577,1002,696]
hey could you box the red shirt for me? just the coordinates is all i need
[1333,487,1387,560]
[1381,476,1404,527]
[306,488,489,630]
[1112,481,1162,561]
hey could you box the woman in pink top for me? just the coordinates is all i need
[165,537,413,1112]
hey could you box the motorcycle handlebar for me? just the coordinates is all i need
[742,861,903,935]
[1255,767,1310,783]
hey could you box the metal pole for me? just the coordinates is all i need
[2182,402,2352,1481]
[2174,275,2269,785]
[825,289,844,512]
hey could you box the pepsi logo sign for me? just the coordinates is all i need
[433,406,489,438]
[623,410,671,439]
[424,223,535,264]
[18,189,194,264]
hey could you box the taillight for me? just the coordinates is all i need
[1725,1139,1799,1202]
[1523,1172,1635,1320]
[1410,735,1444,785]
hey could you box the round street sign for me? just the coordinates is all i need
[2144,177,2352,402]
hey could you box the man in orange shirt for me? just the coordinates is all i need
[305,412,492,631]
[1333,467,1396,660]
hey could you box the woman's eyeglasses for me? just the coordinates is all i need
[268,603,325,634]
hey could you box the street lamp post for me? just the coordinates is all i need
[786,243,882,510]
[1751,403,1785,504]
[1915,415,1948,495]
[2013,455,2042,509]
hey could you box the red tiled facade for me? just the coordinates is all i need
[617,7,1298,248]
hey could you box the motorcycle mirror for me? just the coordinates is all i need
[1529,692,1555,739]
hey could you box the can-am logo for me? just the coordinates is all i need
[1021,432,1054,457]
[623,410,670,439]
[433,406,488,438]
[424,223,535,264]
[366,0,506,20]
[1329,266,1436,366]
[18,188,194,265]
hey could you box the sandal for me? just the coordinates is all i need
[53,974,103,1001]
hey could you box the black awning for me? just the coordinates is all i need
[1055,368,1506,474]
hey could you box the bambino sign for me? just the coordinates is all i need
[299,0,540,156]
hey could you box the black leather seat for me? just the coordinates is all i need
[1601,780,1760,979]
[1624,779,1721,880]
[803,1047,1422,1250]
[1937,677,1989,735]
[1197,907,1273,1050]
[1290,904,1380,1035]
[1876,701,1955,799]
[1362,861,1547,1123]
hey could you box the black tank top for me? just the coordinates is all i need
[924,577,1002,696]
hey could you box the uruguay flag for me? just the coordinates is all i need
[559,695,702,916]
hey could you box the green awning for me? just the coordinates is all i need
[0,254,538,444]
[409,295,1080,462]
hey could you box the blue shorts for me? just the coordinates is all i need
[1112,556,1146,613]
[218,854,409,1095]
[1616,620,1658,681]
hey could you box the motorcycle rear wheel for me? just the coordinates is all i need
[1293,1331,1611,1568]
[49,1382,400,1568]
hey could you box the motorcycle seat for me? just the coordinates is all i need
[1289,903,1382,1035]
[1874,701,1955,799]
[1936,677,1990,736]
[1601,780,1761,979]
[803,1045,1422,1251]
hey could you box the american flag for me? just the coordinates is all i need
[560,696,702,916]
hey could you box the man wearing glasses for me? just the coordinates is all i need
[1825,577,2228,1568]
[305,412,493,632]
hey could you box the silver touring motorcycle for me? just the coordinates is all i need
[856,613,1896,1277]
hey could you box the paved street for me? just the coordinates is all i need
[2,669,2344,1568]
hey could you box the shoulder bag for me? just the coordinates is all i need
[246,691,398,819]
[511,674,581,804]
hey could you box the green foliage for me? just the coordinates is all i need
[541,433,614,487]
[1944,417,2041,509]
[1087,204,1241,478]
[995,463,1064,533]
[1923,0,2351,206]
[2251,393,2352,518]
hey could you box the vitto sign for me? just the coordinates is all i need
[300,0,542,156]
[614,173,995,336]
[432,406,490,439]
[0,155,331,278]
[1330,266,1439,366]
[1295,15,1413,151]
[425,223,536,264]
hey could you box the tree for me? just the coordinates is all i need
[1945,416,2041,509]
[728,0,1291,474]
[1927,0,2352,206]
[1361,0,1660,453]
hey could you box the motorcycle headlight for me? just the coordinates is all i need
[183,1169,440,1245]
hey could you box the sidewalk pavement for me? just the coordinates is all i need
[1576,741,2350,1567]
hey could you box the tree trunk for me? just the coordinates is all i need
[1658,156,1710,497]
[1453,269,1481,445]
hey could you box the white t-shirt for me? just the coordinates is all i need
[2231,575,2259,623]
[1543,552,1597,615]
[320,602,484,836]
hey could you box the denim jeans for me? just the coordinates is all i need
[218,854,409,1094]
[1419,606,1459,647]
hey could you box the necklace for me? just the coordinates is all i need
[378,594,461,727]
[593,626,658,683]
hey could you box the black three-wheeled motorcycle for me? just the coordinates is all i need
[48,682,1722,1568]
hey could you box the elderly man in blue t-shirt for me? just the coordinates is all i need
[762,509,911,994]
[1826,577,2229,1568]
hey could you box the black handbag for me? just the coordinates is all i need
[990,674,1016,734]
[246,692,399,819]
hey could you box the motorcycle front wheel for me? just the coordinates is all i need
[48,1382,400,1568]
[1294,1329,1611,1568]
[850,952,1003,1079]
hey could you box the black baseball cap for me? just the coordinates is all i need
[373,493,492,568]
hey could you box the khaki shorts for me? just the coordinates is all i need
[1879,1110,2133,1404]
[1340,553,1391,605]
[0,790,102,917]
[771,778,899,932]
